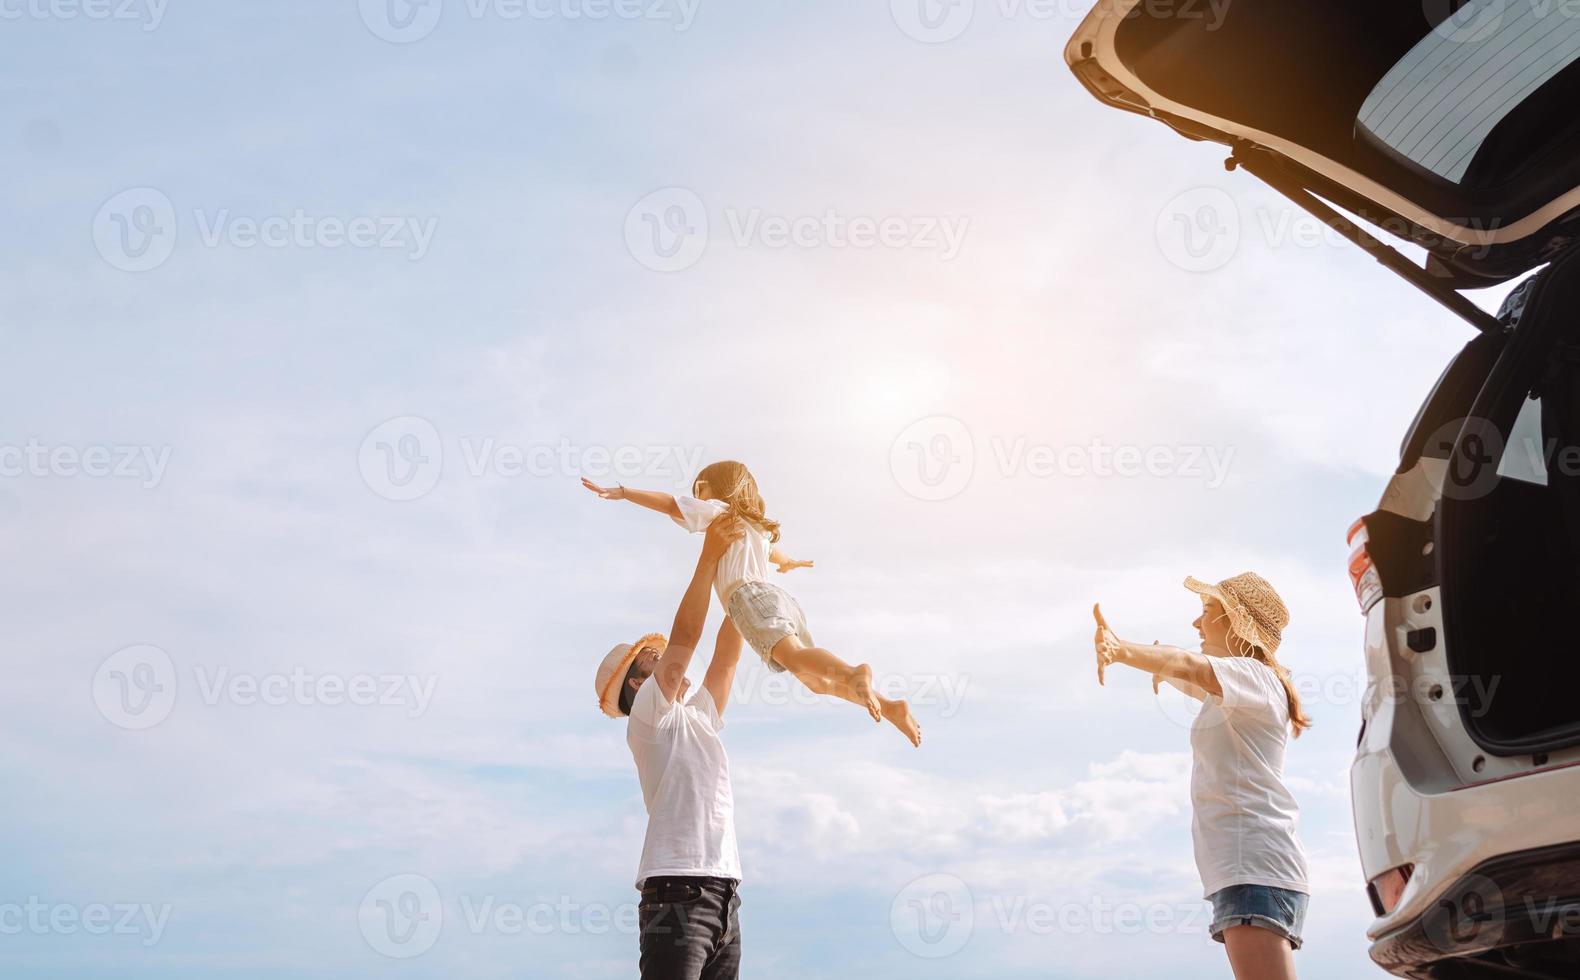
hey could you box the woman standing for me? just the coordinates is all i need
[1093,573,1311,980]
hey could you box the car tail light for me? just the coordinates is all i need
[1367,864,1414,917]
[1348,519,1384,614]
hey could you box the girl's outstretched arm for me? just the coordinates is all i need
[768,545,813,574]
[1092,604,1221,697]
[580,478,682,522]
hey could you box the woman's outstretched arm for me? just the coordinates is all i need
[580,477,683,521]
[1093,604,1222,698]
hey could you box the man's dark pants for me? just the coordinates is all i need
[638,876,741,979]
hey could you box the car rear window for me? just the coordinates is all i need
[1359,4,1580,183]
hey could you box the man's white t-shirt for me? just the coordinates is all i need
[627,677,742,887]
[672,495,771,606]
[1188,656,1310,898]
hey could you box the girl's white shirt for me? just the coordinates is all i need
[673,495,772,606]
[1184,656,1311,898]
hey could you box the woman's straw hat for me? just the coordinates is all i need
[594,632,667,718]
[1184,572,1290,657]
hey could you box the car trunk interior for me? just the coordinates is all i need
[1440,248,1580,755]
[1093,1,1580,279]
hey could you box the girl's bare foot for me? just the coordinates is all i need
[852,664,882,723]
[883,699,922,747]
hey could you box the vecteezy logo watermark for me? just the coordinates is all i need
[890,0,975,43]
[890,416,975,502]
[359,0,701,43]
[0,899,173,946]
[0,440,172,489]
[1156,187,1509,272]
[731,669,971,716]
[1423,0,1508,44]
[0,0,169,30]
[624,188,709,273]
[93,188,177,273]
[1423,416,1506,502]
[1423,873,1503,952]
[890,417,1236,501]
[1156,187,1240,273]
[624,188,972,272]
[93,188,438,272]
[360,0,444,42]
[360,874,443,959]
[891,873,974,958]
[93,645,178,731]
[357,416,706,501]
[891,0,1232,43]
[359,417,444,502]
[92,647,440,728]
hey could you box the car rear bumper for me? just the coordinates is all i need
[1353,693,1580,973]
[1368,841,1580,977]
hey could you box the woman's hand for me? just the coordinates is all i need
[580,477,626,500]
[1093,604,1122,686]
[774,557,814,574]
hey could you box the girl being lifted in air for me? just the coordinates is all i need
[582,460,921,747]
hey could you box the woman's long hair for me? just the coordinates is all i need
[1227,633,1313,738]
[692,460,781,544]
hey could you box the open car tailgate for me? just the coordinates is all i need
[1066,0,1580,289]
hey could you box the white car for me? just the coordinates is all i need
[1066,2,1580,976]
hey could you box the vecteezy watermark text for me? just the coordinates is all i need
[890,0,1233,45]
[358,415,705,502]
[0,440,170,489]
[888,416,1236,502]
[624,188,971,272]
[889,873,1210,960]
[93,188,439,273]
[0,0,168,30]
[358,0,701,43]
[0,899,172,947]
[93,645,440,730]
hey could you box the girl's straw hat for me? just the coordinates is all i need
[594,632,667,718]
[1184,572,1290,657]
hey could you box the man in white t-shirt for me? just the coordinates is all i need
[593,516,748,980]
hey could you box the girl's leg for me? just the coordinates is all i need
[769,636,922,746]
[1222,925,1296,980]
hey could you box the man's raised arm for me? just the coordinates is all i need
[650,517,743,703]
[702,616,744,715]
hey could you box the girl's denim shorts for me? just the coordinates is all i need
[1207,884,1309,949]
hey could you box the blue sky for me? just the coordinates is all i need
[0,1,1527,977]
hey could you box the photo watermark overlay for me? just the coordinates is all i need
[357,415,705,502]
[889,415,1236,502]
[889,873,1211,960]
[890,0,1233,45]
[0,899,172,947]
[358,873,650,958]
[92,645,440,730]
[358,0,701,44]
[624,187,971,272]
[0,439,170,489]
[93,187,438,273]
[0,0,168,30]
[1153,186,1507,274]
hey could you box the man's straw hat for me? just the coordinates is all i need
[1184,572,1290,657]
[594,633,667,718]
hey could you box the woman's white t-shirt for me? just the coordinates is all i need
[672,495,771,605]
[1188,656,1310,898]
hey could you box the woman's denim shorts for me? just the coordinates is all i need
[1207,885,1308,949]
